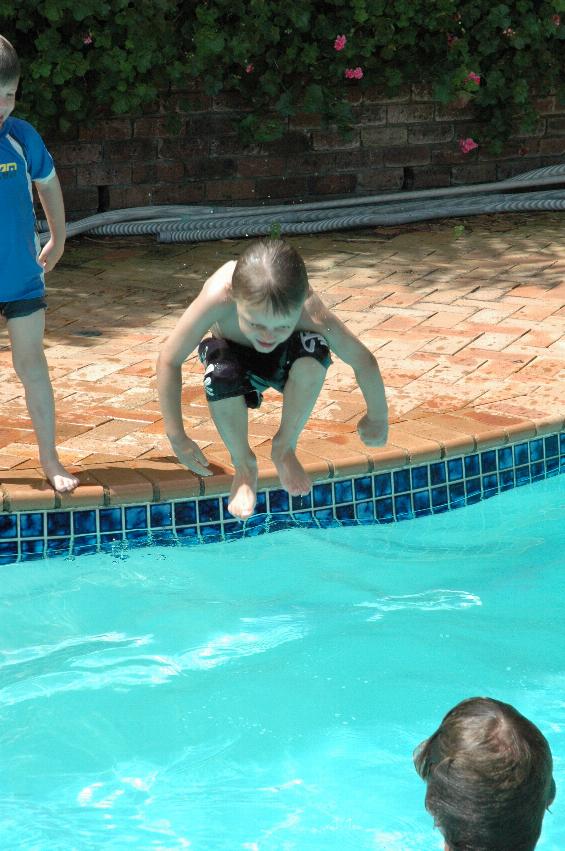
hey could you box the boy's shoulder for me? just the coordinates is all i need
[4,116,45,143]
[202,260,237,303]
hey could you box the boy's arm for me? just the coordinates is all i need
[304,294,388,446]
[35,173,66,273]
[156,265,233,474]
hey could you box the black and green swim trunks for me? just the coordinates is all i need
[198,331,331,409]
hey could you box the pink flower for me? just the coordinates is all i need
[458,137,478,154]
[334,34,347,51]
[245,64,254,74]
[552,14,561,26]
[502,27,516,37]
[345,67,363,80]
[465,71,481,85]
[447,33,459,47]
[82,33,93,45]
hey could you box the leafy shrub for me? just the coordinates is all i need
[2,0,564,150]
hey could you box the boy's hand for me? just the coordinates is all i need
[170,434,212,476]
[38,238,65,273]
[357,413,388,447]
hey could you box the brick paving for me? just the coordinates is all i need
[0,212,563,510]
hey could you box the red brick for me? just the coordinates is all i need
[206,179,256,201]
[51,143,102,165]
[78,119,132,141]
[77,163,132,186]
[388,104,435,124]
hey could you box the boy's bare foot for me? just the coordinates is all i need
[41,457,79,493]
[271,446,311,497]
[227,461,258,519]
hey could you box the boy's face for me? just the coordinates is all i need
[236,299,303,353]
[0,78,18,129]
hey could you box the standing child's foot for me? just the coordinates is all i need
[41,457,79,493]
[227,460,258,519]
[271,445,311,497]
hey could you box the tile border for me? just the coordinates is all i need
[1,431,563,565]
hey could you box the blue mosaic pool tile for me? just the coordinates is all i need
[464,454,480,478]
[174,500,197,526]
[430,462,447,485]
[545,435,558,457]
[293,510,314,525]
[268,514,295,533]
[449,482,466,507]
[20,512,44,538]
[333,479,353,503]
[411,465,429,489]
[559,433,565,454]
[413,490,431,514]
[312,482,332,507]
[176,525,199,542]
[125,530,149,545]
[336,503,355,521]
[198,498,221,524]
[394,494,413,520]
[466,477,481,498]
[291,492,312,511]
[0,541,19,562]
[530,438,544,462]
[515,465,531,486]
[447,458,464,482]
[482,474,498,498]
[514,442,529,466]
[480,450,497,474]
[531,461,545,481]
[356,499,375,522]
[498,446,513,470]
[0,514,17,539]
[73,535,98,556]
[244,518,268,537]
[47,511,71,538]
[150,529,176,546]
[200,523,223,542]
[546,456,559,475]
[100,508,123,533]
[125,506,148,531]
[314,507,336,524]
[246,512,267,530]
[21,539,45,559]
[375,497,394,523]
[431,486,449,510]
[354,475,373,501]
[73,510,96,536]
[393,469,411,493]
[374,472,392,497]
[224,521,245,539]
[47,537,71,556]
[150,503,172,529]
[499,469,515,490]
[269,489,290,513]
[99,532,124,550]
[255,492,267,514]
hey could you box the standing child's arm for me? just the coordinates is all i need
[304,295,389,446]
[35,173,66,273]
[156,265,233,475]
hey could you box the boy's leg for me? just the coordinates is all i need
[7,310,78,493]
[271,356,327,496]
[208,395,257,520]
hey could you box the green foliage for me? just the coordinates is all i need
[2,0,564,149]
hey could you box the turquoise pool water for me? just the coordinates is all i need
[1,475,564,850]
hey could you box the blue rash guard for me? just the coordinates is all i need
[0,116,55,302]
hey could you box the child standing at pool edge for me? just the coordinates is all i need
[0,35,77,492]
[157,238,388,519]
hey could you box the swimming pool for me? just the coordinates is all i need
[1,473,563,849]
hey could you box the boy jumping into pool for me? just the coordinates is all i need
[157,238,388,519]
[0,35,77,492]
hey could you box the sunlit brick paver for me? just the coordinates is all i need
[0,212,563,510]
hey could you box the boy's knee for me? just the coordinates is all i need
[12,347,48,382]
[287,355,328,382]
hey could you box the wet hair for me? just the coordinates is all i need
[231,238,309,316]
[0,35,20,84]
[414,697,555,851]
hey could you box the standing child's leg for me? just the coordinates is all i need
[271,356,327,496]
[8,310,78,493]
[208,395,257,519]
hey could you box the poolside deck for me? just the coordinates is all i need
[0,212,563,511]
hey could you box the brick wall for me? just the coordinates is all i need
[46,85,565,220]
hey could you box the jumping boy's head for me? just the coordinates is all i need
[0,35,20,130]
[231,238,309,352]
[414,697,555,851]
